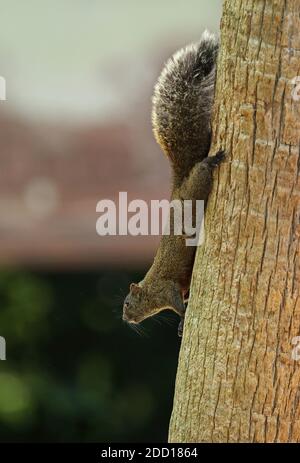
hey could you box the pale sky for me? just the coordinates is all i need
[0,0,222,123]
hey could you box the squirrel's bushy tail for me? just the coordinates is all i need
[152,31,218,178]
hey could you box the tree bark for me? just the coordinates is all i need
[169,0,300,443]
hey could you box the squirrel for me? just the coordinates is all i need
[123,31,225,336]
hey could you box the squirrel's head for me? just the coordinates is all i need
[122,283,155,324]
[123,280,184,325]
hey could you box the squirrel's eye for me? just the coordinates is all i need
[124,302,129,309]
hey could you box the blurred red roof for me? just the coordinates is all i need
[0,112,170,268]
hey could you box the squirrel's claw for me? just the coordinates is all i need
[214,149,226,162]
[205,149,226,167]
[178,317,185,337]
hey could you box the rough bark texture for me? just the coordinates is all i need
[169,0,300,443]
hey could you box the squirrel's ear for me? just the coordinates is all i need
[130,283,141,295]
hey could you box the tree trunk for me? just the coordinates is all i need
[169,0,300,443]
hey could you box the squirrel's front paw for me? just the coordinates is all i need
[178,317,185,337]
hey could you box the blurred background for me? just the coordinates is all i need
[0,0,222,442]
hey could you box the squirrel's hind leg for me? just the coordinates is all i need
[203,149,226,167]
[176,150,225,203]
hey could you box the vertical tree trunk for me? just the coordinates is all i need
[169,0,300,443]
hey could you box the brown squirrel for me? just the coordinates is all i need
[123,31,225,336]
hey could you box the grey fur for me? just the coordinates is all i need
[152,31,219,183]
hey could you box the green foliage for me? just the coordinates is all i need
[0,269,180,442]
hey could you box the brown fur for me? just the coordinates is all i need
[123,32,224,332]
